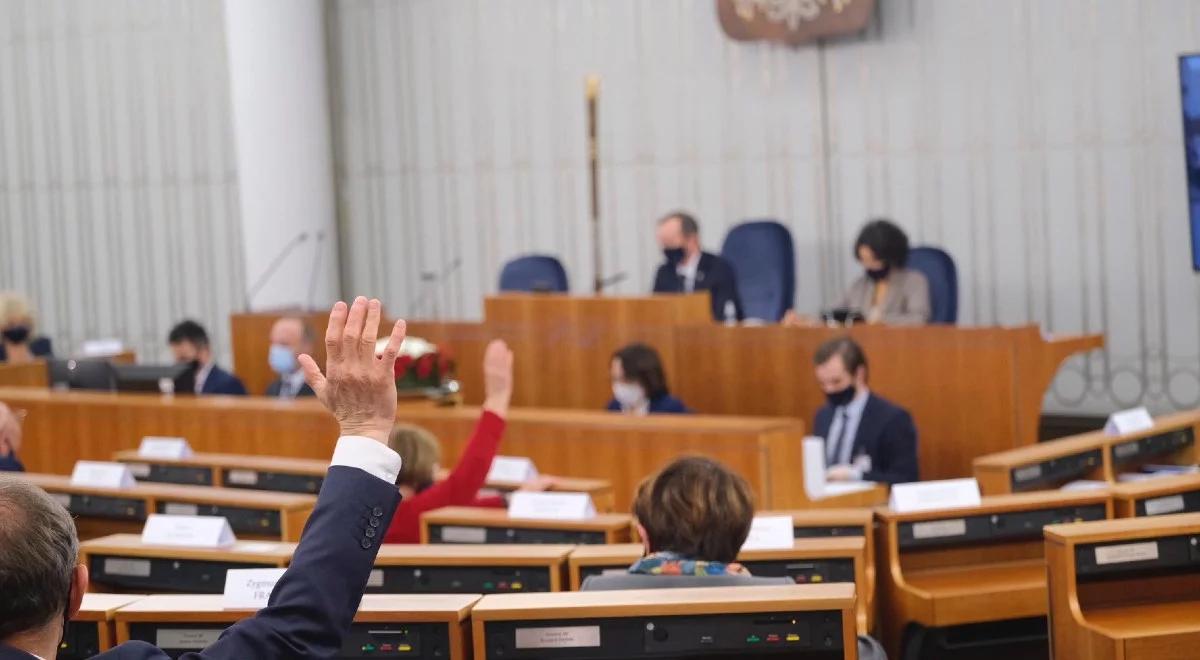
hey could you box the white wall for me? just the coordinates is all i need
[0,0,244,366]
[329,0,1200,416]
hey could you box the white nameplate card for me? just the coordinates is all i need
[70,461,136,489]
[1094,541,1159,566]
[142,514,236,549]
[889,478,982,514]
[488,456,539,483]
[222,568,286,609]
[802,436,875,499]
[740,515,795,551]
[138,436,193,460]
[1105,406,1155,436]
[80,338,124,357]
[508,492,595,521]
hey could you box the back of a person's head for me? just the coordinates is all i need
[387,423,441,488]
[168,319,210,348]
[0,478,78,641]
[632,456,755,564]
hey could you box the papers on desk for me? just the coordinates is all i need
[70,461,136,489]
[1060,480,1110,492]
[802,437,876,499]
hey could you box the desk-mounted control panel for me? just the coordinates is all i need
[485,611,845,659]
[154,502,281,536]
[1075,533,1200,579]
[1110,427,1195,467]
[792,526,867,539]
[576,558,855,589]
[221,468,323,495]
[57,493,146,521]
[898,504,1108,550]
[428,524,608,546]
[128,622,452,659]
[1008,449,1104,492]
[366,565,554,594]
[1134,490,1200,517]
[58,621,101,660]
[124,462,214,487]
[88,554,277,593]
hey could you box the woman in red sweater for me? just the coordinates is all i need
[383,339,548,544]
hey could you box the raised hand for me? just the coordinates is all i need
[298,297,406,444]
[481,339,514,418]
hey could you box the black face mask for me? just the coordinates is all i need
[663,247,686,266]
[2,325,30,344]
[866,264,891,281]
[825,384,856,408]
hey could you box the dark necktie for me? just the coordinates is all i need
[829,409,850,465]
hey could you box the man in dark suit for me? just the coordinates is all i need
[811,336,919,485]
[168,320,248,396]
[651,211,744,322]
[0,296,410,660]
[266,316,317,398]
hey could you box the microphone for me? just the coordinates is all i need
[411,257,462,319]
[244,231,309,311]
[596,271,628,292]
[305,230,327,312]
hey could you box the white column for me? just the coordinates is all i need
[223,0,339,311]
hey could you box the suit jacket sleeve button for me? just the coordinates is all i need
[372,506,384,517]
[361,539,372,549]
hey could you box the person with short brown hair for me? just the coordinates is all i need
[606,343,690,415]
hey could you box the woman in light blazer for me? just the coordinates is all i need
[835,219,930,325]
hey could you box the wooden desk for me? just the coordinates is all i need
[1044,513,1200,660]
[111,449,616,510]
[973,410,1199,495]
[1111,473,1200,518]
[875,490,1112,659]
[0,359,49,387]
[566,538,871,632]
[79,534,295,594]
[61,594,145,659]
[5,388,829,511]
[2,472,315,542]
[114,593,480,660]
[371,544,573,594]
[470,584,858,659]
[421,506,633,545]
[233,308,1102,482]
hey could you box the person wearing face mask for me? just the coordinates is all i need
[812,336,918,485]
[837,218,930,326]
[0,402,25,472]
[651,211,744,323]
[265,316,317,398]
[167,320,247,396]
[606,343,691,415]
[382,339,553,544]
[0,292,52,364]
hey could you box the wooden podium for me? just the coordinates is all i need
[230,300,1101,480]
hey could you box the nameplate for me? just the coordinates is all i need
[142,514,236,548]
[741,515,795,551]
[104,557,151,577]
[222,568,286,609]
[515,626,601,649]
[889,478,981,513]
[163,502,199,516]
[1143,494,1186,516]
[1105,406,1155,437]
[80,338,124,357]
[440,526,488,543]
[125,462,152,478]
[1094,541,1159,565]
[911,519,967,540]
[508,492,595,521]
[226,469,259,486]
[138,436,193,460]
[70,461,136,489]
[488,456,539,483]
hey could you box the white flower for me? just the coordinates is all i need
[376,335,438,358]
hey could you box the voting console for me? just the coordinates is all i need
[875,489,1112,659]
[369,544,573,594]
[421,506,633,545]
[114,594,479,659]
[1111,473,1200,518]
[470,585,858,660]
[60,594,145,659]
[80,534,295,593]
[1045,513,1200,659]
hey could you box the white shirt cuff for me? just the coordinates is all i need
[330,436,403,484]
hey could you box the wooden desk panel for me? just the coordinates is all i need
[114,594,479,660]
[0,359,49,387]
[421,506,633,545]
[875,490,1113,659]
[1045,513,1200,660]
[374,544,574,593]
[80,534,295,594]
[470,585,858,659]
[66,593,146,657]
[1112,474,1200,518]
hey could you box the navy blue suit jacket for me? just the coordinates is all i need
[606,394,691,414]
[814,393,919,485]
[653,252,744,322]
[201,365,247,396]
[0,465,400,660]
[265,378,316,398]
[0,454,23,472]
[0,336,52,362]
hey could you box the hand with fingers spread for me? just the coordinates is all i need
[299,296,407,444]
[481,339,514,418]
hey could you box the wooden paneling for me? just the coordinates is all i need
[0,360,48,387]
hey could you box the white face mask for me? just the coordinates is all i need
[612,382,646,409]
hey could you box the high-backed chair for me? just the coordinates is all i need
[720,220,795,322]
[907,246,958,324]
[498,255,569,293]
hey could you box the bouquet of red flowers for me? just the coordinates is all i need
[379,336,455,392]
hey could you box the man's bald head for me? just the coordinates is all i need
[270,317,314,355]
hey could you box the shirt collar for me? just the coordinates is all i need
[675,251,701,277]
[194,361,215,394]
[840,387,870,415]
